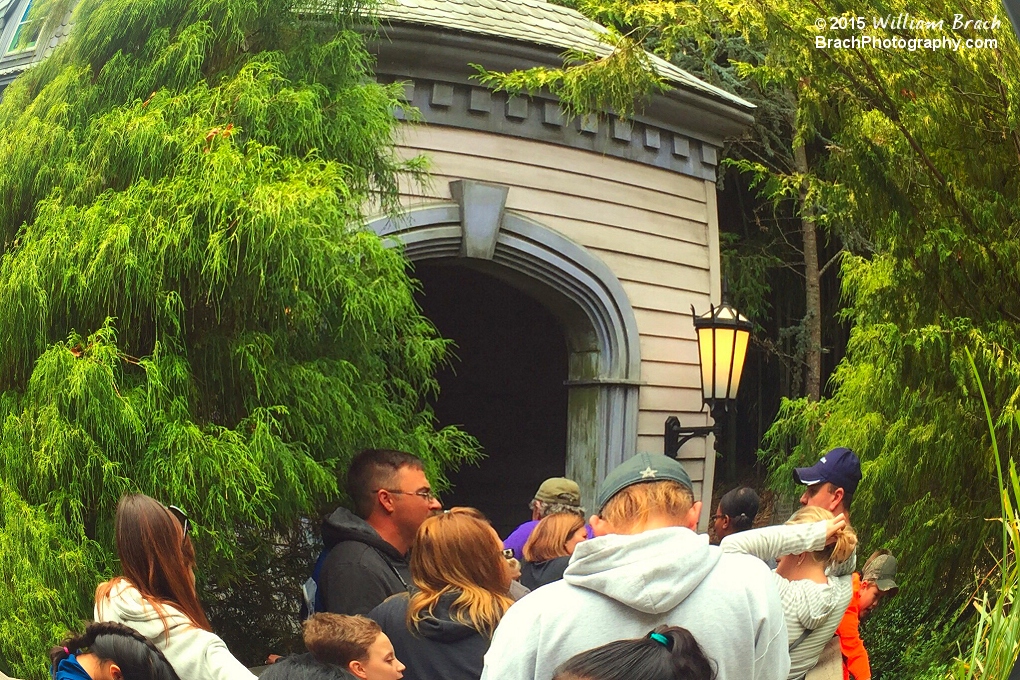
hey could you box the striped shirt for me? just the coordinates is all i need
[721,521,855,680]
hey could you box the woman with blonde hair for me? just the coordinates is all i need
[94,494,254,680]
[520,512,587,590]
[720,506,858,680]
[367,509,514,680]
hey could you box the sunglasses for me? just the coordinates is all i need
[167,505,190,538]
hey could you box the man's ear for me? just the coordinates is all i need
[685,501,703,530]
[830,486,845,512]
[377,489,397,514]
[589,514,612,537]
[348,660,368,680]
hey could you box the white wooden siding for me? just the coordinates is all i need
[395,124,719,528]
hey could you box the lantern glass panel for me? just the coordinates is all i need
[697,326,716,400]
[728,326,750,400]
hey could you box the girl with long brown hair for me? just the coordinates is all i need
[519,512,587,590]
[95,494,255,680]
[367,509,514,680]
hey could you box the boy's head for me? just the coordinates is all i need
[302,614,405,680]
[858,550,898,617]
[589,453,700,536]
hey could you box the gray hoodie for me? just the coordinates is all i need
[95,580,255,680]
[480,526,790,680]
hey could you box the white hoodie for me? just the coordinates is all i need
[95,580,256,680]
[480,526,790,680]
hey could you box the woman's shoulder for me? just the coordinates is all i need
[368,592,411,622]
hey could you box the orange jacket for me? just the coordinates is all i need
[836,573,870,680]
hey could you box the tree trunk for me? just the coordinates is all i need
[794,141,822,402]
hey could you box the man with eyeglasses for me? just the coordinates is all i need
[315,448,442,616]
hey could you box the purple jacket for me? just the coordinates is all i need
[503,520,594,561]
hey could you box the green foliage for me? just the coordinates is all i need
[0,0,478,674]
[471,26,666,120]
[946,350,1020,678]
[537,0,1020,669]
[859,594,962,678]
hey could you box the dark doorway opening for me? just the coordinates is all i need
[414,263,569,538]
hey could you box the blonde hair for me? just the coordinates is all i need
[302,614,380,666]
[600,480,694,529]
[523,513,585,562]
[786,506,857,565]
[408,512,514,637]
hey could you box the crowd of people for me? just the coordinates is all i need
[30,446,901,680]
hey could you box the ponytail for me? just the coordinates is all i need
[829,524,858,565]
[650,626,716,680]
[553,625,715,680]
[51,622,182,680]
[786,506,858,566]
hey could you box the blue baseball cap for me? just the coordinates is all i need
[793,447,862,497]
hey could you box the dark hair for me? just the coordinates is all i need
[261,654,358,680]
[50,622,181,680]
[96,495,212,637]
[840,483,855,510]
[718,487,760,532]
[346,449,424,519]
[553,626,715,680]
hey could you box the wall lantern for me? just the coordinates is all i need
[664,303,752,462]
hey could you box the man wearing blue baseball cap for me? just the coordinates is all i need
[794,447,862,521]
[480,453,790,680]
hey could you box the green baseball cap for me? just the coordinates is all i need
[534,477,582,506]
[595,453,693,512]
[862,553,899,592]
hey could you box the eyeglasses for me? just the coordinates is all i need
[168,505,190,538]
[710,514,727,521]
[377,489,437,502]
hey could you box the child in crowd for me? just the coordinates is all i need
[520,512,587,590]
[552,626,715,680]
[302,614,404,680]
[50,622,181,680]
[720,507,857,680]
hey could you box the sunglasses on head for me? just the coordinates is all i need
[167,505,190,538]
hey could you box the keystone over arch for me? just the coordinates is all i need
[366,179,642,507]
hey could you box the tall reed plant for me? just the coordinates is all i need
[948,349,1020,678]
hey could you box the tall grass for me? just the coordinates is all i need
[947,350,1020,678]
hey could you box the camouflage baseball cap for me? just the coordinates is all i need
[862,553,899,592]
[534,477,582,506]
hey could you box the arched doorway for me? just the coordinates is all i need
[414,263,569,536]
[368,179,642,511]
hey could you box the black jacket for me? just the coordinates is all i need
[319,507,410,616]
[519,556,570,590]
[368,592,491,680]
[260,655,357,680]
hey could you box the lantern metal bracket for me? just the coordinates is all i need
[663,416,717,459]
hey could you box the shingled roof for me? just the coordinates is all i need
[374,0,754,111]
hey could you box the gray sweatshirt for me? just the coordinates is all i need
[480,526,790,680]
[95,580,255,680]
[720,522,855,680]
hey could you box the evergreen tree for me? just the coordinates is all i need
[480,0,1020,671]
[0,0,478,674]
